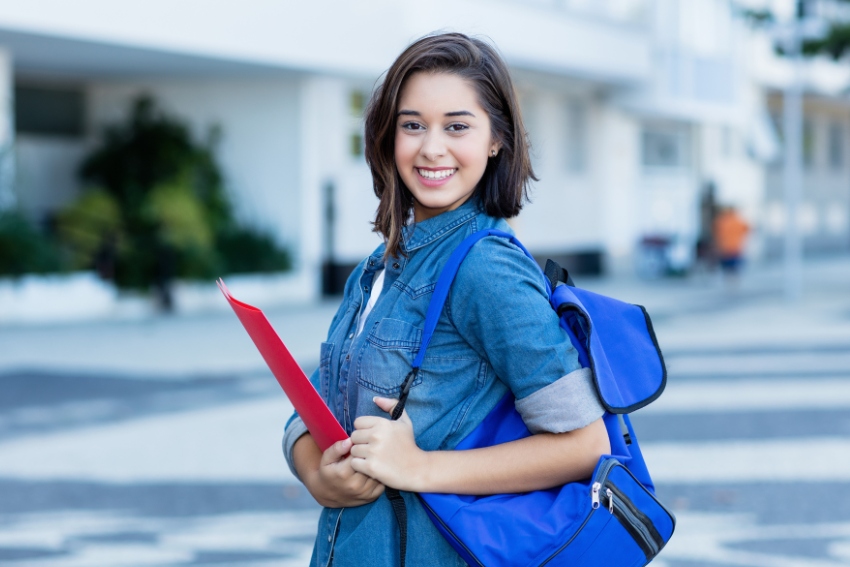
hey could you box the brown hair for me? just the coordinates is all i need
[364,32,537,259]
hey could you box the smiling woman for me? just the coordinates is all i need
[282,32,609,567]
[394,73,499,222]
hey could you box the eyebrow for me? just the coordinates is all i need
[397,110,476,118]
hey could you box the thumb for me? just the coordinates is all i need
[373,397,411,424]
[323,438,352,463]
[373,396,399,414]
[372,396,398,413]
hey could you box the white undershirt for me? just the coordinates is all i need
[356,268,385,336]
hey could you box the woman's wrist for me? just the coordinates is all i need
[408,449,439,493]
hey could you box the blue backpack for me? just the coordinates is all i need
[385,229,676,567]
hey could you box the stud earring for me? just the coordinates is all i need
[490,149,497,157]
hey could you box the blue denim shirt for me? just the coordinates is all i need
[283,198,604,567]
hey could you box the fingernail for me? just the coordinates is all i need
[342,438,351,449]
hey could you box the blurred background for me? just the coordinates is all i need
[0,0,849,565]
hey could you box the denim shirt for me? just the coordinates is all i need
[283,198,604,567]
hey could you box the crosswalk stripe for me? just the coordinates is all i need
[643,437,850,483]
[641,377,850,413]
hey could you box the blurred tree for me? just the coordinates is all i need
[0,212,63,276]
[802,18,850,58]
[55,189,122,277]
[738,0,850,58]
[67,95,291,309]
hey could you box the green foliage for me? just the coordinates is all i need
[739,8,775,28]
[72,95,292,290]
[0,211,63,276]
[144,176,214,251]
[737,0,850,60]
[217,226,293,275]
[803,23,850,59]
[55,189,122,270]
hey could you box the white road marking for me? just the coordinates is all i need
[666,352,850,377]
[641,377,850,414]
[0,398,299,483]
[643,437,850,483]
[659,512,850,566]
[0,510,320,567]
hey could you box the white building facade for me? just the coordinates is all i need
[1,0,792,304]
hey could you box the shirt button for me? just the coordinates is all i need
[346,354,350,361]
[348,333,354,339]
[393,262,400,269]
[364,285,370,292]
[328,535,332,542]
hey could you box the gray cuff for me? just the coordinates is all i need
[282,416,310,482]
[515,367,604,433]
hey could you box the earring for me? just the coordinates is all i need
[490,149,497,157]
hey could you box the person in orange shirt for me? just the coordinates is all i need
[713,206,750,277]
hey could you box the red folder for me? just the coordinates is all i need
[217,278,348,452]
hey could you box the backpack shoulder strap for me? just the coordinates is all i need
[411,228,541,370]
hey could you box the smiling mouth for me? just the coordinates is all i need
[416,168,456,180]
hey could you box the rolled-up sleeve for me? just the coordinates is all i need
[282,413,309,481]
[515,367,603,433]
[448,235,604,433]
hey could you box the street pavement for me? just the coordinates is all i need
[0,256,849,566]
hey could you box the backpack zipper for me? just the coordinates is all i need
[602,482,663,559]
[419,499,486,567]
[422,458,663,567]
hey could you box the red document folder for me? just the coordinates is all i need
[217,278,348,452]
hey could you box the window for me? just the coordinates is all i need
[15,85,85,137]
[641,123,691,168]
[348,90,366,159]
[829,122,844,170]
[566,101,587,173]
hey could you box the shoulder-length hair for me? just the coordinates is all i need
[364,32,537,259]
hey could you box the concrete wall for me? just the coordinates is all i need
[0,0,650,82]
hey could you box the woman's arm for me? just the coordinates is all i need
[349,397,610,494]
[292,433,386,507]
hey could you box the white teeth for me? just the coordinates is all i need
[417,168,456,180]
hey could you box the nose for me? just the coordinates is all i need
[420,130,446,162]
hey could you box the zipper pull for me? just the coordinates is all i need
[606,488,614,514]
[591,482,601,509]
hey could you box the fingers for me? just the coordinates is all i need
[353,415,383,430]
[349,454,369,476]
[320,438,352,465]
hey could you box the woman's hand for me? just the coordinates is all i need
[350,397,429,492]
[293,434,385,508]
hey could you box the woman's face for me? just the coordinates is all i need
[394,72,499,222]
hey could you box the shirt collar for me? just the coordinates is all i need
[401,197,482,253]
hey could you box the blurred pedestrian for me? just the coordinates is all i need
[281,32,609,567]
[713,205,750,286]
[695,180,718,273]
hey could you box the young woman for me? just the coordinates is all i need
[283,32,610,567]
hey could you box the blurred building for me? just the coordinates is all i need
[0,0,847,301]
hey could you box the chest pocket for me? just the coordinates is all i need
[356,318,423,396]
